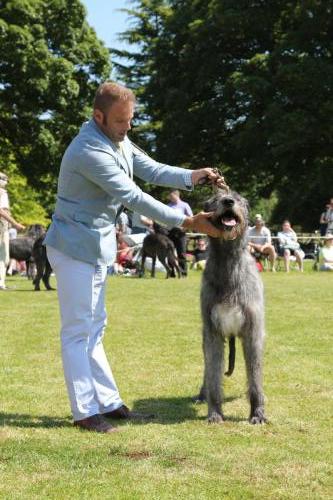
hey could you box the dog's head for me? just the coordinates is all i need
[204,189,248,240]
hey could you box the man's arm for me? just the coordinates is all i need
[131,143,226,191]
[0,208,25,231]
[80,153,228,238]
[132,147,193,191]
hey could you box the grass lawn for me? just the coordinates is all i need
[0,268,332,499]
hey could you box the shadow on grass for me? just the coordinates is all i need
[130,394,242,425]
[0,412,71,429]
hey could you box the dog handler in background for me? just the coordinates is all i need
[0,172,25,290]
[45,81,227,434]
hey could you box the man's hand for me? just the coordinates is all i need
[182,212,231,239]
[191,168,228,190]
[14,222,25,231]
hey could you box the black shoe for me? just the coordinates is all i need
[74,414,118,433]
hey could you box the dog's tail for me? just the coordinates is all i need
[225,336,235,376]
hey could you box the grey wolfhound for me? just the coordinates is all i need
[197,189,267,424]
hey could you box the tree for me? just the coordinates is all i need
[115,0,333,229]
[0,0,111,213]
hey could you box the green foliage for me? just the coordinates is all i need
[249,191,279,226]
[115,0,333,228]
[1,272,332,498]
[0,0,111,213]
[3,160,49,226]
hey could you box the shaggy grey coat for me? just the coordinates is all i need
[199,189,266,424]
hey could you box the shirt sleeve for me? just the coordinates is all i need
[79,150,186,229]
[184,202,193,217]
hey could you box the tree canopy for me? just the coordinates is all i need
[115,0,333,229]
[0,0,111,218]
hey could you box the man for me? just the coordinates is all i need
[0,172,25,290]
[167,190,193,276]
[45,81,229,434]
[247,214,276,272]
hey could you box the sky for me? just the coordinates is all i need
[81,0,132,51]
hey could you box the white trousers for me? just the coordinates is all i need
[0,225,9,288]
[46,246,123,421]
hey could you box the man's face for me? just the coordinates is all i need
[169,192,179,204]
[94,100,134,143]
[197,239,206,250]
[282,222,291,232]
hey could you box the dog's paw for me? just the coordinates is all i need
[208,411,224,424]
[249,408,267,425]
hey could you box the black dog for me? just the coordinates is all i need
[9,237,35,278]
[9,224,46,279]
[140,224,181,278]
[32,235,53,291]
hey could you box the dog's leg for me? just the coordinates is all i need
[159,256,172,278]
[33,260,43,291]
[43,258,53,290]
[174,258,182,278]
[139,252,146,278]
[203,328,224,423]
[151,255,156,278]
[241,323,266,424]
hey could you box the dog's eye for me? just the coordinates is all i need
[204,198,218,212]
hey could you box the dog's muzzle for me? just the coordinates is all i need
[212,208,240,233]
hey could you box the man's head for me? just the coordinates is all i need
[196,238,207,250]
[169,190,181,204]
[254,214,264,228]
[93,82,136,143]
[282,220,291,232]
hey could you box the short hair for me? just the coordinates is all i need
[93,81,136,113]
[170,190,180,196]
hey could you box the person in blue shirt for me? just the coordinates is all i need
[45,81,229,433]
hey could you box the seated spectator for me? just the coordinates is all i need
[117,210,132,235]
[247,214,276,272]
[277,220,304,272]
[113,232,136,275]
[319,234,333,271]
[191,238,208,270]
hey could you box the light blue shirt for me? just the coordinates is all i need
[45,119,193,265]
